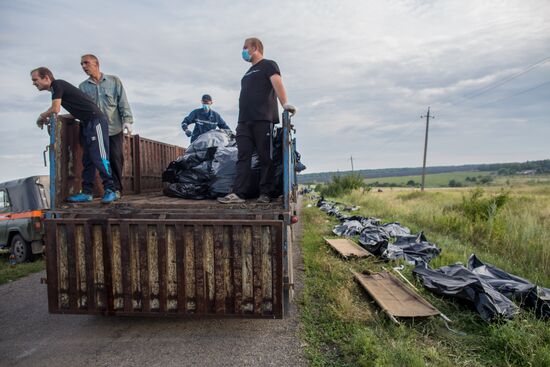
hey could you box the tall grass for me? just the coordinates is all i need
[318,173,368,198]
[341,186,550,285]
[299,205,550,366]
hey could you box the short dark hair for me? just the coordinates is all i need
[30,67,55,81]
[81,54,99,63]
[245,37,264,54]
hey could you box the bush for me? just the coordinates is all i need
[448,179,463,187]
[319,173,366,197]
[457,188,509,222]
[479,175,494,185]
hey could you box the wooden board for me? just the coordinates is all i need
[353,270,440,319]
[53,192,285,215]
[324,238,372,259]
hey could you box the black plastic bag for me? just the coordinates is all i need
[185,129,234,154]
[358,227,391,255]
[209,146,238,197]
[468,254,550,319]
[383,232,441,264]
[381,222,411,237]
[178,161,212,184]
[332,220,364,237]
[413,262,519,322]
[180,130,235,170]
[295,151,306,172]
[348,216,381,227]
[271,128,284,197]
[162,157,185,183]
[163,182,209,200]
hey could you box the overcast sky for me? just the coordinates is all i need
[1,0,549,181]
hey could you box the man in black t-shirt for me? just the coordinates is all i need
[31,67,117,204]
[218,37,297,204]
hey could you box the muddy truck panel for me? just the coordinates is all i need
[45,218,283,317]
[48,115,184,205]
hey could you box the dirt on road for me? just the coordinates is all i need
[0,219,306,367]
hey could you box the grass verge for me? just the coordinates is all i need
[299,191,550,366]
[0,251,45,285]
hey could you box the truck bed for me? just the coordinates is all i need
[51,192,288,220]
[45,114,297,318]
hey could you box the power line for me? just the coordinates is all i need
[438,55,550,115]
[462,55,550,99]
[474,80,550,108]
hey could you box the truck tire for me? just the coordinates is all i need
[11,234,33,263]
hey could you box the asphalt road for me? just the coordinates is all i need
[0,222,306,367]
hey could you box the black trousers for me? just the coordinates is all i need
[109,132,124,192]
[80,116,115,194]
[234,121,273,198]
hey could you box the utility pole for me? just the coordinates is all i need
[350,156,354,172]
[420,107,435,191]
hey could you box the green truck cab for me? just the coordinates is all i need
[0,176,49,262]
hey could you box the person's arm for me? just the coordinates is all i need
[39,99,62,120]
[270,74,296,115]
[181,111,196,130]
[36,99,61,129]
[115,77,133,125]
[181,111,196,137]
[216,113,231,130]
[270,74,288,106]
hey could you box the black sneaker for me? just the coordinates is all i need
[257,194,270,203]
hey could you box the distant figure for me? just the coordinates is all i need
[218,37,296,204]
[180,94,231,143]
[79,54,134,199]
[31,67,117,203]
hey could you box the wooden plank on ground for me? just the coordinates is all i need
[352,270,440,319]
[324,238,372,259]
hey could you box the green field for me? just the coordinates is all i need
[363,170,485,187]
[362,171,550,188]
[299,180,550,366]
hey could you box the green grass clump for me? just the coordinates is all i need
[0,251,45,285]
[318,173,368,198]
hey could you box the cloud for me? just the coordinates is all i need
[0,0,549,180]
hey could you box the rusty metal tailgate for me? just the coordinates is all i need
[45,218,284,318]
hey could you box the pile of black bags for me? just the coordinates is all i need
[316,197,549,322]
[162,129,287,200]
[317,198,441,264]
[413,254,550,322]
